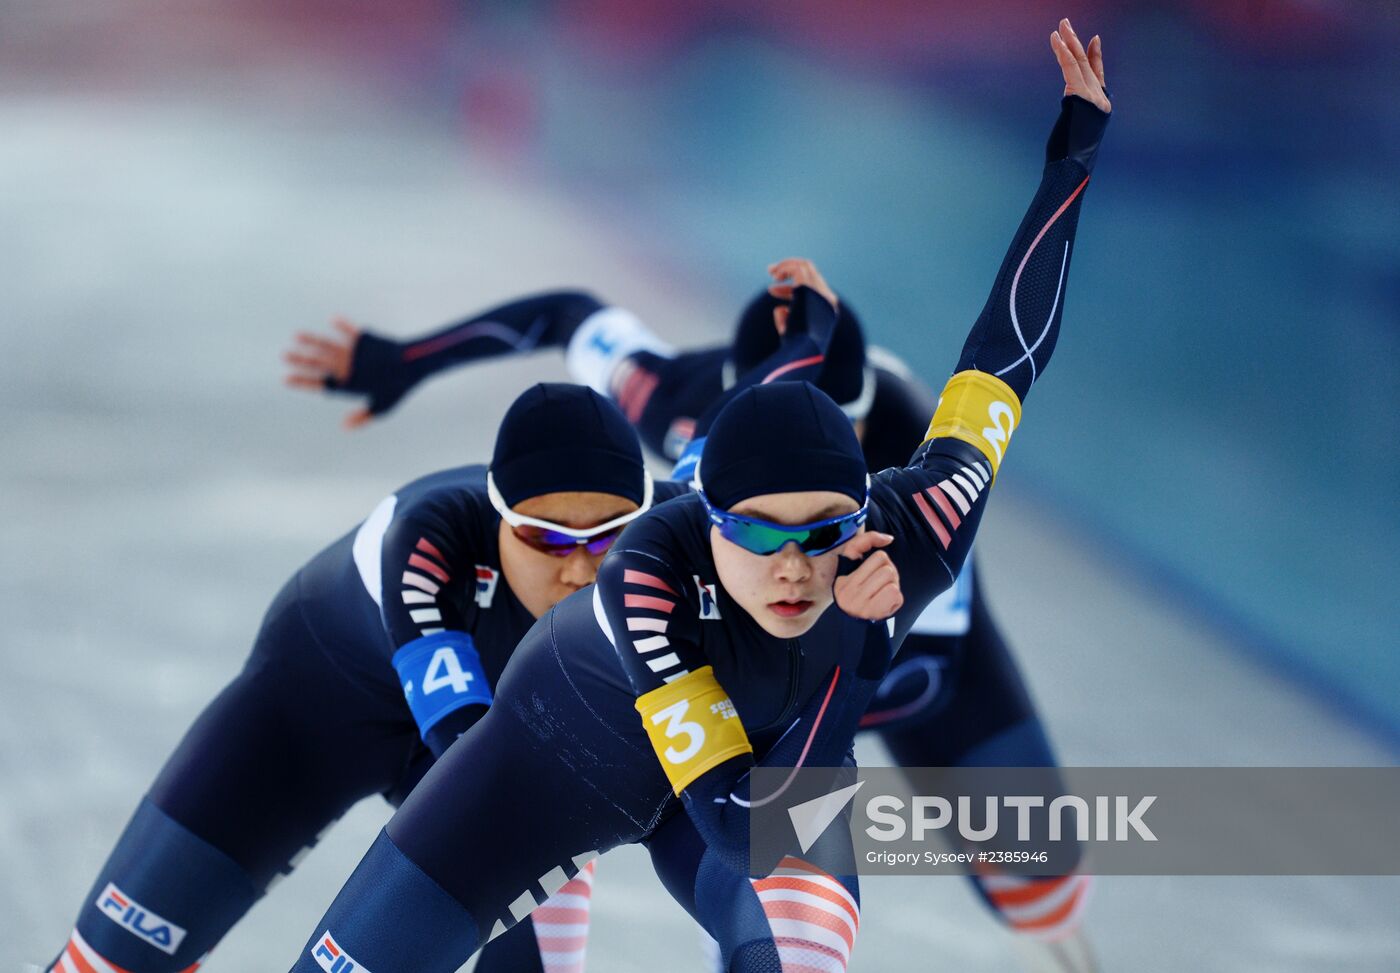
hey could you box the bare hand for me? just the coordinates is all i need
[282,317,374,428]
[766,258,838,336]
[833,531,903,621]
[1051,19,1110,113]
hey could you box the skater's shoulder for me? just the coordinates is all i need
[380,464,498,553]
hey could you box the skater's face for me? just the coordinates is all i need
[709,490,861,639]
[498,491,640,618]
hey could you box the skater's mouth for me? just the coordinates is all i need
[767,599,813,618]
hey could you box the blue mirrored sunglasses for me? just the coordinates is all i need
[699,490,869,557]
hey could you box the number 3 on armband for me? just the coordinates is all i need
[650,699,705,763]
[423,646,475,694]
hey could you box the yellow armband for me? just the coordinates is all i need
[635,666,753,794]
[924,370,1024,479]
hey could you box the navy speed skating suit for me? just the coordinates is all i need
[304,98,1112,941]
[286,94,1109,973]
[48,464,686,973]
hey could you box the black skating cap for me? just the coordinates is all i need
[491,383,646,506]
[699,382,866,510]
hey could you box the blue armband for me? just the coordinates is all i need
[391,632,492,739]
[670,436,705,484]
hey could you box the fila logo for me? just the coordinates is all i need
[313,931,372,973]
[694,576,721,620]
[96,882,187,955]
[475,565,500,608]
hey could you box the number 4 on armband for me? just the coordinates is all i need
[423,646,474,694]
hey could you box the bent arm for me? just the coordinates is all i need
[670,285,838,480]
[376,506,493,756]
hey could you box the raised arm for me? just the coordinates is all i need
[875,22,1111,630]
[951,42,1109,407]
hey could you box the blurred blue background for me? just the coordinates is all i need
[432,0,1400,745]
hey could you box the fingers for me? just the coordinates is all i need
[283,350,331,371]
[862,580,904,620]
[768,257,813,280]
[1051,21,1110,112]
[283,336,351,383]
[834,549,904,620]
[331,315,361,340]
[838,581,902,620]
[769,258,819,292]
[768,258,839,310]
[838,530,893,561]
[285,316,363,409]
[768,259,797,303]
[1050,30,1084,93]
[343,408,373,430]
[1060,18,1091,72]
[847,552,898,599]
[768,257,838,314]
[293,331,346,356]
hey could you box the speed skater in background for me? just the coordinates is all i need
[42,384,688,973]
[285,21,1112,969]
[282,21,1111,973]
